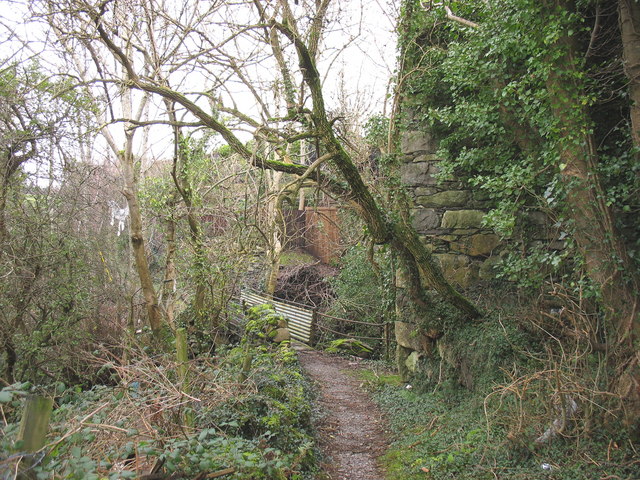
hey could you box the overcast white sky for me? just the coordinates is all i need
[1,0,398,171]
[319,0,398,116]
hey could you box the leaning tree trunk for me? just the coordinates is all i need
[284,24,481,319]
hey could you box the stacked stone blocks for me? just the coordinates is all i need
[400,130,500,289]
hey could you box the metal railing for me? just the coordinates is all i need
[239,290,316,343]
[315,310,391,359]
[237,290,391,357]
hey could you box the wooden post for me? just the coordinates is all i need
[176,328,188,383]
[17,395,53,479]
[238,345,254,383]
[384,323,391,362]
[307,309,317,345]
[175,328,193,427]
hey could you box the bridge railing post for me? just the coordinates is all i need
[310,309,318,345]
[16,394,53,479]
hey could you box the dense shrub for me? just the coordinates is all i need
[0,342,318,479]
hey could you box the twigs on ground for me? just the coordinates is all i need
[484,283,624,447]
[274,261,337,307]
[41,344,257,478]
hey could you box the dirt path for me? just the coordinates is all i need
[296,345,388,480]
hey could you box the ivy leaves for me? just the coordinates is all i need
[400,0,640,289]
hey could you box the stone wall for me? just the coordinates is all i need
[400,129,501,289]
[395,126,552,383]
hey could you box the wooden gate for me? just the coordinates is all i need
[283,207,340,264]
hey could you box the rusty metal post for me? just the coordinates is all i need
[310,309,318,345]
[384,322,392,362]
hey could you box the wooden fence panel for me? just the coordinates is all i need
[282,207,340,264]
[304,207,340,264]
[282,209,307,249]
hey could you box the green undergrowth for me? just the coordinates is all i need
[325,338,375,358]
[359,372,639,480]
[352,287,639,479]
[356,326,639,480]
[0,342,319,479]
[356,368,403,389]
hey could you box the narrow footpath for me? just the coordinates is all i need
[295,345,388,480]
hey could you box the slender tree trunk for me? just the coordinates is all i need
[265,170,285,296]
[265,215,284,297]
[619,0,640,152]
[162,207,177,328]
[121,152,163,335]
[47,1,166,337]
[175,171,209,323]
[265,246,282,296]
[166,102,211,325]
[186,208,208,319]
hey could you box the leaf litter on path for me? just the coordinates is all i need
[296,345,388,480]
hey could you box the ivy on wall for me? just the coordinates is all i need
[397,0,640,291]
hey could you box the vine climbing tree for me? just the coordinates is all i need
[400,0,640,427]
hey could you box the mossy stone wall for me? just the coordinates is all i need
[399,128,500,289]
[394,124,551,384]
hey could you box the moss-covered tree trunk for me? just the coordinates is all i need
[188,216,208,319]
[121,149,163,336]
[165,103,211,327]
[619,0,640,153]
[546,0,640,428]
